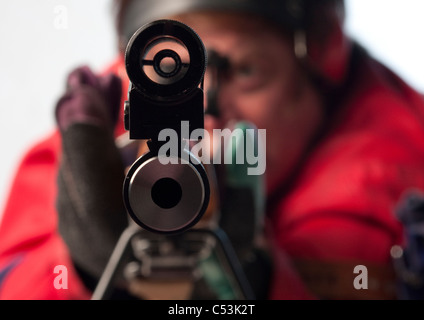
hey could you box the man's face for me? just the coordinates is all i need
[172,12,325,194]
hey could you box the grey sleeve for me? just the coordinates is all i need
[57,123,128,280]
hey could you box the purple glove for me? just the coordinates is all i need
[55,66,122,131]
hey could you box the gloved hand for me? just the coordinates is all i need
[55,66,129,290]
[393,190,424,300]
[56,66,121,131]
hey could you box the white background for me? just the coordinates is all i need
[1,0,424,222]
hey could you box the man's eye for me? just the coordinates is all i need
[232,64,266,92]
[236,65,257,78]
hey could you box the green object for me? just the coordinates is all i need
[225,121,265,230]
[199,251,237,300]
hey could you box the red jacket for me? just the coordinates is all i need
[1,49,424,300]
